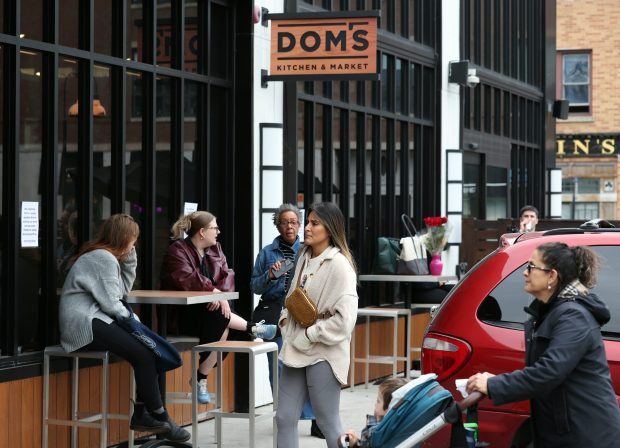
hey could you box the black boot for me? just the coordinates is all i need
[153,409,191,443]
[130,402,170,434]
[310,419,325,439]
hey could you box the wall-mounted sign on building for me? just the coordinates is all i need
[556,134,620,157]
[265,11,379,81]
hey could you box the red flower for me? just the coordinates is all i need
[423,216,448,227]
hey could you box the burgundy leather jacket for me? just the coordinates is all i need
[160,239,235,292]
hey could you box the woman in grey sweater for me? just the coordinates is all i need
[59,213,189,442]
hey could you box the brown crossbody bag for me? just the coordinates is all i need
[285,258,331,328]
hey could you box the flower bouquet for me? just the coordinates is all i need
[420,216,450,275]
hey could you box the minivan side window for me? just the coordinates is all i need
[479,245,620,337]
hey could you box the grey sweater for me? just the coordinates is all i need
[59,248,136,352]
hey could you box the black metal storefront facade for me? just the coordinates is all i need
[0,0,254,389]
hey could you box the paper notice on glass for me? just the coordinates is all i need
[182,202,198,238]
[183,202,198,216]
[21,201,39,248]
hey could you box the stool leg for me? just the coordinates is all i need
[249,353,255,448]
[272,348,278,448]
[216,352,223,448]
[364,315,370,388]
[192,350,199,448]
[128,367,135,448]
[43,352,50,448]
[71,357,79,448]
[406,312,412,378]
[100,353,109,448]
[350,325,356,391]
[392,316,398,378]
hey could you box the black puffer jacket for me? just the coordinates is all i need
[487,292,620,448]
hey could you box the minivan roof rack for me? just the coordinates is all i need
[542,227,620,236]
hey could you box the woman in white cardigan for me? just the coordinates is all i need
[276,202,358,448]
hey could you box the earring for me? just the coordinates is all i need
[547,283,552,290]
[200,236,204,240]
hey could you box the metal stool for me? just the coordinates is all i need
[42,345,136,448]
[350,307,411,389]
[191,341,278,448]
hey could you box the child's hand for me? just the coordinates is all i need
[344,430,359,447]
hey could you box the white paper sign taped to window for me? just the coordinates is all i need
[21,201,39,248]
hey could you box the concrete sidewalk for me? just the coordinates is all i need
[187,382,382,447]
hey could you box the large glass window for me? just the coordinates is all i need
[127,0,144,62]
[20,1,43,41]
[154,76,173,277]
[93,65,112,233]
[94,0,114,55]
[184,81,202,205]
[486,166,508,219]
[561,52,591,114]
[59,0,79,48]
[18,50,43,354]
[562,177,599,194]
[156,1,172,68]
[185,1,201,73]
[57,57,79,287]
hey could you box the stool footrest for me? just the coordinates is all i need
[208,410,276,421]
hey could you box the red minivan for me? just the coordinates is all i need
[422,226,620,447]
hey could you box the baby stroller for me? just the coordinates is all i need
[339,373,484,448]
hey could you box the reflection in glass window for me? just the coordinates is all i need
[93,65,112,234]
[57,58,79,287]
[486,166,508,219]
[185,1,201,73]
[380,54,389,110]
[127,0,143,62]
[463,163,480,218]
[156,2,172,67]
[125,70,143,286]
[20,1,43,41]
[59,0,79,48]
[18,50,43,354]
[562,52,590,113]
[184,81,202,205]
[154,76,173,282]
[314,104,324,203]
[94,0,113,55]
[333,108,341,205]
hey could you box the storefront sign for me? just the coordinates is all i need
[557,134,620,157]
[267,11,379,81]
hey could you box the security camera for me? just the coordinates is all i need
[466,68,480,88]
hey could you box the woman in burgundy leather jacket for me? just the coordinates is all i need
[160,211,276,404]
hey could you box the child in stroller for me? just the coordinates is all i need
[340,377,409,447]
[338,374,484,448]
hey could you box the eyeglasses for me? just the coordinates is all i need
[526,262,551,273]
[207,226,220,232]
[278,220,300,227]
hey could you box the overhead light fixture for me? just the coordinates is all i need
[68,96,107,117]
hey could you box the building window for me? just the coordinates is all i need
[562,202,599,220]
[562,177,599,194]
[559,51,591,114]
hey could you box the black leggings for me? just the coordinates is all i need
[82,318,163,412]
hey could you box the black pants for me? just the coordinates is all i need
[179,305,233,364]
[82,318,163,412]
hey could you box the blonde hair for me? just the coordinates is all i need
[170,211,215,240]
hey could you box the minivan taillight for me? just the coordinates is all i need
[422,332,472,381]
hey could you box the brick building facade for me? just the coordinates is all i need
[556,0,620,220]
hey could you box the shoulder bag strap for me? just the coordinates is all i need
[401,214,424,261]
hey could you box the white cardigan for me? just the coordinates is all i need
[278,245,358,384]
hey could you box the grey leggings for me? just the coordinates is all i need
[276,361,343,448]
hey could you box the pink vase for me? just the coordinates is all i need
[429,254,443,276]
